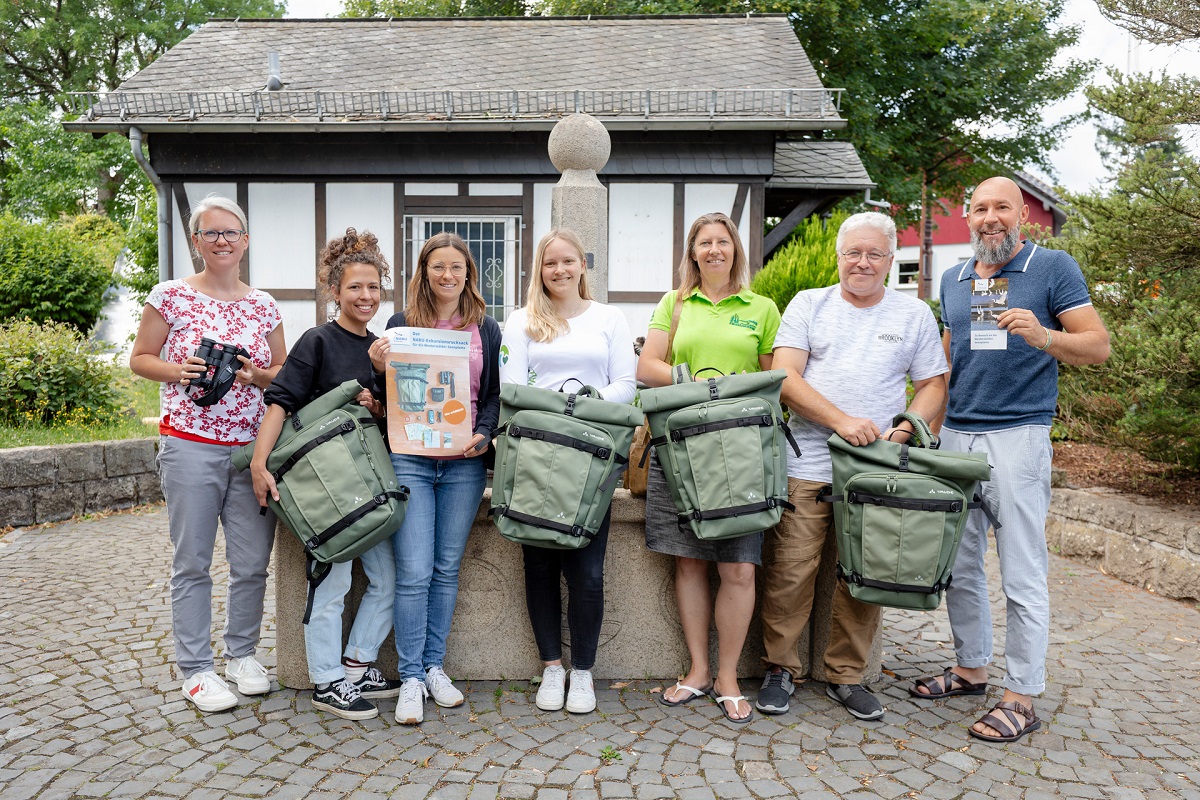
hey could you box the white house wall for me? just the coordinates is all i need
[532,183,554,261]
[683,184,749,246]
[609,183,674,295]
[892,243,974,302]
[326,183,397,334]
[276,300,320,348]
[247,183,316,293]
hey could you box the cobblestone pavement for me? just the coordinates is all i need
[2,505,1198,800]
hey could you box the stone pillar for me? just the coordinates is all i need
[272,490,882,688]
[547,113,610,302]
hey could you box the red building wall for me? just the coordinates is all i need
[897,188,1058,248]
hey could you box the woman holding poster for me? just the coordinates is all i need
[498,229,636,715]
[368,231,501,725]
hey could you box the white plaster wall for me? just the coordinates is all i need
[683,184,749,247]
[174,182,237,278]
[276,300,318,349]
[893,243,973,300]
[325,183,397,334]
[247,183,316,291]
[609,183,673,294]
[620,303,660,343]
[469,183,522,196]
[406,183,457,196]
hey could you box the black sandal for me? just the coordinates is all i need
[968,700,1041,743]
[909,668,988,699]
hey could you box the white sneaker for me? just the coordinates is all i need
[395,677,428,725]
[566,669,596,714]
[425,666,464,708]
[535,664,567,711]
[182,670,238,712]
[225,656,270,695]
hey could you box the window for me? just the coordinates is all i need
[897,260,919,285]
[406,215,522,323]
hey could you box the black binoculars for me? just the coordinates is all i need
[186,337,251,407]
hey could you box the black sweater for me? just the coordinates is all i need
[264,322,380,413]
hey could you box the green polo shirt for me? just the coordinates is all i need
[649,287,781,376]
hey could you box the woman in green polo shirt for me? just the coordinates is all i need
[636,211,781,724]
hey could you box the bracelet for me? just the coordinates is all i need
[1038,330,1053,351]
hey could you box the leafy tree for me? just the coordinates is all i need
[1050,3,1200,469]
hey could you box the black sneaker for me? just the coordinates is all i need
[826,683,884,721]
[353,667,403,699]
[755,666,794,715]
[312,679,378,720]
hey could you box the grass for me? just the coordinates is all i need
[0,374,158,449]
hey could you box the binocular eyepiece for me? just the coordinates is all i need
[186,337,251,407]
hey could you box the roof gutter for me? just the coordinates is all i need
[128,127,171,283]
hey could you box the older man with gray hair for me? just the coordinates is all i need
[756,212,947,721]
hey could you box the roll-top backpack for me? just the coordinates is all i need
[490,382,642,549]
[821,411,998,610]
[232,379,409,622]
[639,369,800,540]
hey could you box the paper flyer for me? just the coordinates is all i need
[969,278,1009,350]
[384,327,472,455]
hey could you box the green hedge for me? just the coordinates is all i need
[0,213,118,332]
[751,212,845,312]
[0,318,120,427]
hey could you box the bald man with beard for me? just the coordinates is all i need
[911,177,1110,743]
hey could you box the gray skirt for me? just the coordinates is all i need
[644,450,763,565]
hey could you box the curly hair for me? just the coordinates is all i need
[317,228,391,305]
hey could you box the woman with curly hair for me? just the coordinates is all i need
[251,228,399,721]
[369,231,501,725]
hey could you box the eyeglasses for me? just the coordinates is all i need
[839,250,892,265]
[428,264,466,276]
[196,229,246,244]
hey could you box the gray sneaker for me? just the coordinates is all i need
[755,666,794,715]
[826,683,884,720]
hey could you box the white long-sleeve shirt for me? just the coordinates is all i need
[499,302,637,404]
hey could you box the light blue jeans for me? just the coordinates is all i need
[390,453,486,680]
[942,425,1052,696]
[303,536,396,685]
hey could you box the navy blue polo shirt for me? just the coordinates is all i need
[939,242,1093,432]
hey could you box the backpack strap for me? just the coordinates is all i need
[272,419,358,482]
[969,493,1002,529]
[489,505,597,543]
[667,414,775,442]
[836,562,950,595]
[505,424,623,463]
[303,488,410,552]
[303,557,333,625]
[678,496,795,525]
[845,489,965,514]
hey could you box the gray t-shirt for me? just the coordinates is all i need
[775,285,947,482]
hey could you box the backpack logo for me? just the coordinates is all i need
[729,315,758,331]
[928,489,956,495]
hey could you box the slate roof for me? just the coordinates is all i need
[68,16,845,132]
[768,140,875,190]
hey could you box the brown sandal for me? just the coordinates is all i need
[968,700,1041,743]
[909,668,988,699]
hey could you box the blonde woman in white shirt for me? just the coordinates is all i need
[499,229,637,714]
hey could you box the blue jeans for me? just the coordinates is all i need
[303,536,396,685]
[390,454,486,680]
[942,425,1052,696]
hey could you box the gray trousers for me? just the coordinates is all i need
[158,436,275,678]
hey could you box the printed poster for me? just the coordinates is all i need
[384,327,472,455]
[970,278,1009,350]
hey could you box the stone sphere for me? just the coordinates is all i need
[548,113,611,172]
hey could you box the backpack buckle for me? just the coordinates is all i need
[597,447,610,459]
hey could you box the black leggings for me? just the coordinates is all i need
[521,509,611,671]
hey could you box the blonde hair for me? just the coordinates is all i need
[524,229,593,343]
[404,232,486,329]
[676,212,748,304]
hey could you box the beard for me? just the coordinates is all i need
[970,224,1021,265]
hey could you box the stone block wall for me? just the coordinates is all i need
[0,439,162,528]
[1047,488,1200,603]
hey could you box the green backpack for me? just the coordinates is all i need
[823,411,997,610]
[232,380,409,621]
[490,383,642,549]
[639,369,800,540]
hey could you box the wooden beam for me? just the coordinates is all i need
[314,182,327,327]
[609,291,668,303]
[237,182,249,284]
[762,195,831,259]
[730,183,749,226]
[672,183,684,288]
[748,183,765,272]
